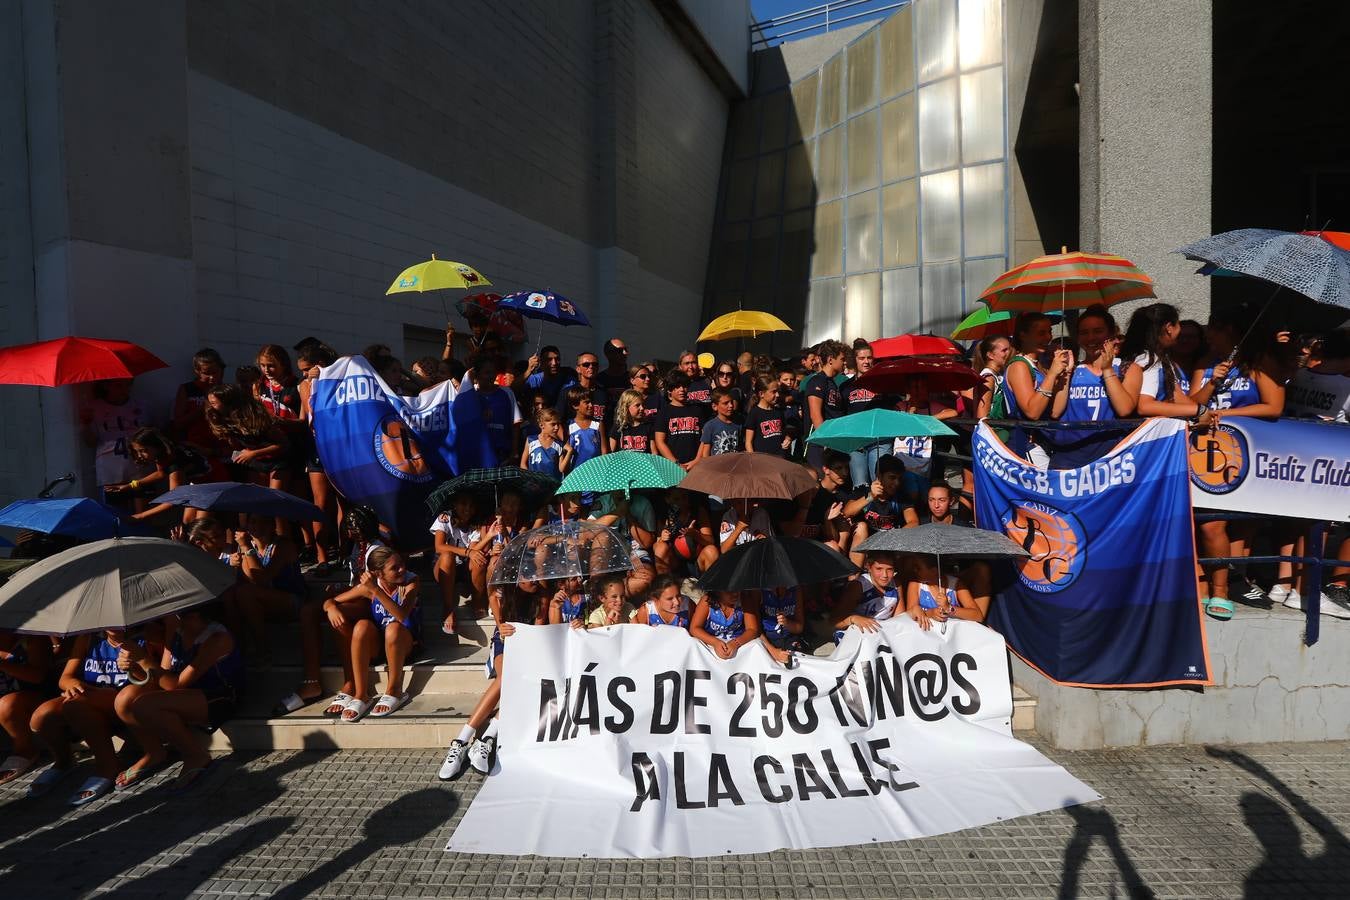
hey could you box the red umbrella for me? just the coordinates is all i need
[870,334,962,360]
[855,357,981,394]
[456,292,503,321]
[488,308,527,343]
[0,337,168,386]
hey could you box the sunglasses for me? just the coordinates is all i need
[578,361,596,368]
[634,372,651,380]
[717,370,735,376]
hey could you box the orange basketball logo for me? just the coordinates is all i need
[1001,502,1085,593]
[1188,424,1248,495]
[375,417,434,483]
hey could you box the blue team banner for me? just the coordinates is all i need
[974,419,1211,688]
[311,356,492,541]
[1189,417,1350,522]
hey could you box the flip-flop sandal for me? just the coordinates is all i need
[69,776,114,807]
[339,696,374,723]
[115,760,169,791]
[322,692,354,717]
[367,693,410,718]
[1205,597,1235,621]
[25,765,71,799]
[270,687,325,718]
[169,759,218,796]
[0,754,37,785]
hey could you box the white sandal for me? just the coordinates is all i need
[339,696,373,723]
[367,693,410,718]
[0,754,37,785]
[323,692,353,717]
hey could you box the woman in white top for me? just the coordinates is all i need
[1119,302,1218,424]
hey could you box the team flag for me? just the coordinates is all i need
[973,419,1211,687]
[310,356,492,540]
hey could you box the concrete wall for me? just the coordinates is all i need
[0,0,732,502]
[673,0,753,94]
[1079,0,1212,321]
[1015,606,1350,749]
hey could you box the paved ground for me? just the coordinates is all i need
[0,738,1347,898]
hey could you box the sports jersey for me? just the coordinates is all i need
[257,378,301,420]
[685,378,714,414]
[0,639,37,694]
[80,636,134,688]
[1132,353,1191,401]
[568,419,603,467]
[759,586,799,647]
[370,572,420,630]
[1199,365,1262,410]
[526,437,563,476]
[258,542,306,599]
[655,401,704,464]
[642,598,690,629]
[916,581,962,611]
[704,601,746,641]
[850,486,912,530]
[743,404,788,456]
[833,574,900,643]
[168,621,245,694]
[468,386,522,465]
[999,357,1044,420]
[1047,364,1124,469]
[556,592,590,623]
[802,372,843,426]
[556,382,609,425]
[84,398,152,486]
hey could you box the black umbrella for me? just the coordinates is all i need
[697,537,858,591]
[425,467,560,514]
[854,523,1029,559]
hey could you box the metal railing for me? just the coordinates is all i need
[928,417,1344,647]
[750,0,910,50]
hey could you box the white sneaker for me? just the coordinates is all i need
[1282,590,1350,620]
[1281,589,1301,610]
[438,739,469,781]
[1270,585,1292,605]
[468,735,497,774]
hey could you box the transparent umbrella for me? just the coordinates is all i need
[488,520,632,586]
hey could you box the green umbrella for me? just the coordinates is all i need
[558,451,685,497]
[426,467,560,514]
[805,409,957,453]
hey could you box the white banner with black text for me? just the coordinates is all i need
[446,619,1099,858]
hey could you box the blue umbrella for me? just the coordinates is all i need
[153,482,325,522]
[496,290,590,352]
[0,498,146,540]
[1177,229,1350,310]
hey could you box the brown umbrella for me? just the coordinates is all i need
[679,452,818,500]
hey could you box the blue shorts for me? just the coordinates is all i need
[487,627,505,679]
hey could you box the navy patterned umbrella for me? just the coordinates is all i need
[1177,229,1350,309]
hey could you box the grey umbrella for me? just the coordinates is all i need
[856,523,1030,560]
[488,520,632,586]
[1177,228,1350,310]
[0,537,237,635]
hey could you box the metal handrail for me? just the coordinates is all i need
[750,0,909,49]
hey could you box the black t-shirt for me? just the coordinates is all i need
[799,486,848,540]
[555,382,609,427]
[840,376,878,415]
[916,509,973,527]
[743,404,788,456]
[641,390,662,420]
[700,417,742,455]
[655,401,704,464]
[685,378,713,415]
[612,420,654,453]
[802,373,843,426]
[850,485,913,530]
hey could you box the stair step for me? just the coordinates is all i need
[210,691,479,751]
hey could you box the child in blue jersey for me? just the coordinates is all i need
[331,546,420,722]
[690,590,761,659]
[520,407,573,477]
[565,384,606,469]
[1048,305,1135,469]
[630,574,691,628]
[831,552,902,644]
[1002,312,1072,465]
[113,607,244,792]
[1190,314,1287,621]
[546,576,591,626]
[904,556,981,632]
[758,584,807,665]
[28,628,161,806]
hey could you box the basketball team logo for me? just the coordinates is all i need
[525,292,549,309]
[1188,423,1248,495]
[1001,501,1086,593]
[374,416,434,483]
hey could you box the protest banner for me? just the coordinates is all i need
[1188,417,1350,522]
[310,356,492,539]
[447,618,1098,858]
[975,418,1211,688]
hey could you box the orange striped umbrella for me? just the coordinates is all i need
[979,250,1155,315]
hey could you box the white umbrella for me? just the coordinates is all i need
[0,537,236,635]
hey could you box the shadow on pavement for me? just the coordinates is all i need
[1057,802,1155,899]
[272,787,457,899]
[0,730,337,895]
[1207,746,1350,899]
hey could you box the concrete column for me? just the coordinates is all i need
[1079,0,1211,320]
[19,0,196,495]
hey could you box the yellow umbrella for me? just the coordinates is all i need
[385,255,491,295]
[697,310,792,342]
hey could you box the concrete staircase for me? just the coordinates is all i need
[210,565,1036,750]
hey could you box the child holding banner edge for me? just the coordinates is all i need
[689,590,761,659]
